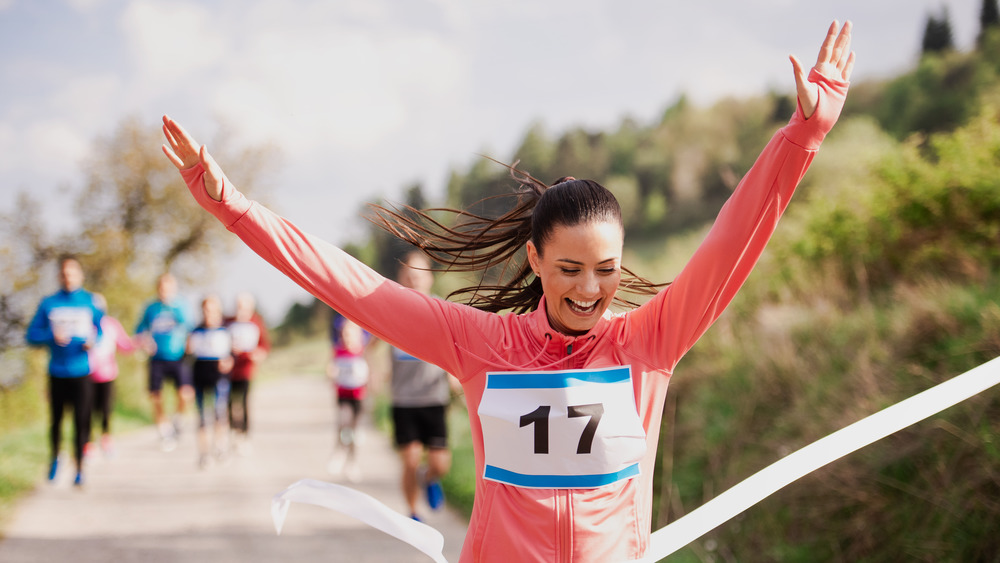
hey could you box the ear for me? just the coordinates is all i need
[526,240,541,277]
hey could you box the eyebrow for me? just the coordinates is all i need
[554,258,618,266]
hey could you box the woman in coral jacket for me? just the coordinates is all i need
[161,21,854,563]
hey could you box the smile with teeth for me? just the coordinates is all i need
[567,298,599,314]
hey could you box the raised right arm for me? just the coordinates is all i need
[161,117,493,377]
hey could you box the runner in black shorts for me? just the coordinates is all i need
[135,273,193,451]
[388,251,458,521]
[148,358,191,394]
[187,294,233,468]
[392,405,448,450]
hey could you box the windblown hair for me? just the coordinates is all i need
[368,162,665,314]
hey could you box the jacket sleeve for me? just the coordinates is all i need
[177,166,496,378]
[25,301,52,346]
[629,69,850,371]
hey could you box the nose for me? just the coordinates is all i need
[577,272,600,297]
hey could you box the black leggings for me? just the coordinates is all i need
[228,380,250,433]
[92,380,114,435]
[49,376,92,467]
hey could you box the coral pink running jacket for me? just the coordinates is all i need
[178,69,848,562]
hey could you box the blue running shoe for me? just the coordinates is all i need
[426,480,445,511]
[73,471,84,487]
[47,459,59,482]
[410,513,422,522]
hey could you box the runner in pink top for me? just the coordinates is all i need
[88,293,137,457]
[162,22,854,562]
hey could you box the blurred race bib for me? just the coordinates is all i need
[229,321,261,353]
[190,328,231,360]
[48,307,95,340]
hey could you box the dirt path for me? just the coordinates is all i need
[0,375,468,562]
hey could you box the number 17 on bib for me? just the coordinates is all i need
[478,366,647,489]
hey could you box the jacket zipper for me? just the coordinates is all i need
[558,488,572,563]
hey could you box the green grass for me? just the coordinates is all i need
[0,350,155,530]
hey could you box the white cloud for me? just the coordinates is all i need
[26,119,89,171]
[119,0,228,83]
[64,0,111,12]
[197,2,470,159]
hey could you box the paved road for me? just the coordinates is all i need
[0,375,468,562]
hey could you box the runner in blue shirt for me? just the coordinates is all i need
[25,256,103,487]
[135,272,193,451]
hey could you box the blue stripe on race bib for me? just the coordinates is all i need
[486,366,631,389]
[484,462,640,488]
[393,348,420,361]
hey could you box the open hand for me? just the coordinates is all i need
[161,115,225,202]
[790,20,855,119]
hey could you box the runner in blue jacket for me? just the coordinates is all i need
[25,256,103,487]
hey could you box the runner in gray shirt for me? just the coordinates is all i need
[390,250,456,521]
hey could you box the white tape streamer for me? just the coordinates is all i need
[272,479,448,563]
[271,356,1000,563]
[633,354,1000,562]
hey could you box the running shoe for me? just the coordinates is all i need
[410,513,422,522]
[159,422,178,452]
[47,458,59,482]
[426,480,445,511]
[73,471,84,487]
[160,435,178,452]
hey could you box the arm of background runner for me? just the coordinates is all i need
[629,67,849,370]
[25,300,53,347]
[111,317,138,354]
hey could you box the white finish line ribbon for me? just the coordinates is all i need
[271,356,1000,563]
[634,354,1000,562]
[271,479,448,563]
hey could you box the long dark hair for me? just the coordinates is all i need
[368,162,664,314]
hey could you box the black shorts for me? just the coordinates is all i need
[148,359,191,393]
[392,405,448,449]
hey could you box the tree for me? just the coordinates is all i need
[922,8,955,55]
[0,115,273,365]
[981,0,1000,37]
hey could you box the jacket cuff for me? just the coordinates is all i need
[781,68,850,150]
[180,163,253,228]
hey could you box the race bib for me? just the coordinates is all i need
[478,366,646,489]
[48,307,95,339]
[150,312,178,335]
[190,329,231,359]
[335,357,369,390]
[229,321,261,353]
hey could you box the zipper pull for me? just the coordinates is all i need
[567,343,573,355]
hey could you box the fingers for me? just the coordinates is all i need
[161,114,203,170]
[816,20,839,66]
[199,145,225,202]
[842,51,856,81]
[831,20,853,69]
[161,144,184,169]
[814,20,855,81]
[789,54,806,83]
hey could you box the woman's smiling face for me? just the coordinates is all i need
[527,220,623,336]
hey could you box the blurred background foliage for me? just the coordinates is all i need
[2,3,1000,560]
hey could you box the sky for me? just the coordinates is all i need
[0,0,985,324]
